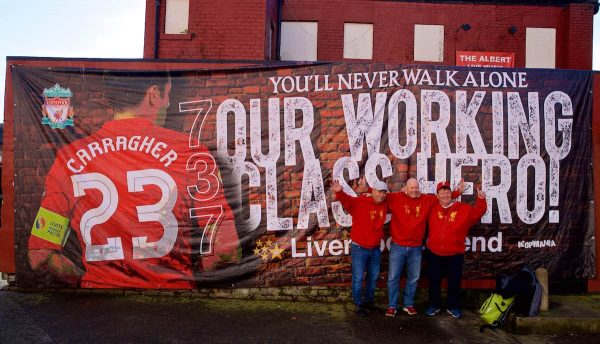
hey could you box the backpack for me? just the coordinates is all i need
[478,293,515,332]
[496,267,542,317]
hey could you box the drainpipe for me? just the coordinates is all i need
[154,0,161,59]
[276,0,283,60]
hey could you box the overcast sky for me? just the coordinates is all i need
[1,0,600,123]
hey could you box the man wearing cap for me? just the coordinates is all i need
[384,178,463,317]
[425,181,487,318]
[332,179,389,316]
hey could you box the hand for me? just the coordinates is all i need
[356,175,369,194]
[30,250,83,287]
[454,178,465,194]
[332,179,342,193]
[358,175,366,189]
[477,188,486,199]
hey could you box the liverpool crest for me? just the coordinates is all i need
[41,84,75,129]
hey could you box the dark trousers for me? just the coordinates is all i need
[427,251,464,310]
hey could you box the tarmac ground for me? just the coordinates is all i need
[1,290,599,344]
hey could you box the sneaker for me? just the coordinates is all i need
[355,305,368,317]
[425,306,441,316]
[385,307,397,317]
[402,306,417,316]
[447,308,463,318]
[363,303,376,312]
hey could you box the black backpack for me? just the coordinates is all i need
[496,267,542,317]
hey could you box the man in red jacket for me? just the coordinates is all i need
[333,179,389,316]
[384,178,463,317]
[425,181,487,318]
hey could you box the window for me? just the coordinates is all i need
[165,0,189,34]
[343,23,373,59]
[281,22,318,61]
[526,28,556,68]
[414,24,444,62]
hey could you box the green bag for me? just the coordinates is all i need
[479,293,515,326]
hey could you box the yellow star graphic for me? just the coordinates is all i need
[270,244,284,260]
[253,247,261,255]
[260,251,270,261]
[255,239,264,247]
[264,238,273,247]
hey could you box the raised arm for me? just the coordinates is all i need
[469,188,488,225]
[333,179,356,214]
[451,178,465,199]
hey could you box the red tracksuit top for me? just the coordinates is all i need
[386,191,459,247]
[426,197,487,256]
[335,191,388,249]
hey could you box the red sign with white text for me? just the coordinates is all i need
[456,51,515,68]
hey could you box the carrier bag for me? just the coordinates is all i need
[479,293,515,332]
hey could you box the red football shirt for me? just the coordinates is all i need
[29,118,239,289]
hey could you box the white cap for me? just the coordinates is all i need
[372,180,389,192]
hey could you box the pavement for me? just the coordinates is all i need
[511,294,600,335]
[1,286,599,344]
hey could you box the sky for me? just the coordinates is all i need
[1,1,600,123]
[0,0,146,122]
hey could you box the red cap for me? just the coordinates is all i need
[436,181,451,192]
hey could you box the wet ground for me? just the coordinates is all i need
[0,291,597,344]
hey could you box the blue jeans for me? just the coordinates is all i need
[351,243,382,306]
[387,242,422,308]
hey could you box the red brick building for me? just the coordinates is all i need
[144,0,597,69]
[2,1,600,292]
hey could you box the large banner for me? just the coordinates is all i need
[8,62,594,289]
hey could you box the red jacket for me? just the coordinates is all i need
[386,191,459,247]
[335,191,388,249]
[386,193,438,247]
[426,197,487,256]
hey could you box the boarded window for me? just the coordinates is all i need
[165,0,189,34]
[526,28,556,68]
[281,22,318,61]
[343,23,373,59]
[414,24,444,62]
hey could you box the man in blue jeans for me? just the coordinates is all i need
[333,179,389,316]
[385,178,463,317]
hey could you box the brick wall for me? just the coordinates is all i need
[566,3,594,69]
[144,0,269,60]
[144,0,594,69]
[280,0,593,69]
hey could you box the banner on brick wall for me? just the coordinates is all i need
[7,62,594,289]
